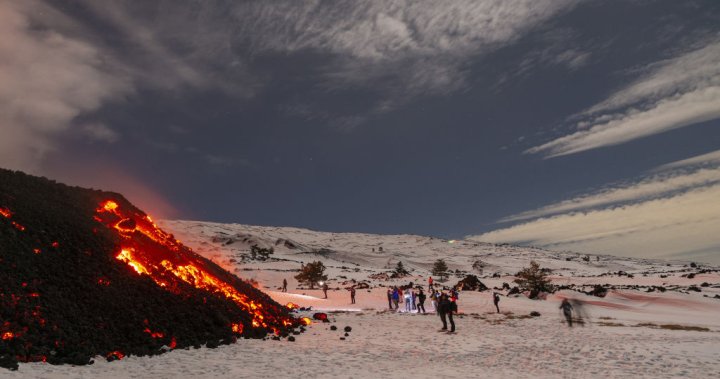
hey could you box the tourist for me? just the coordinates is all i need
[560,298,574,327]
[387,288,394,309]
[417,288,426,314]
[404,288,412,312]
[282,278,287,293]
[411,288,417,311]
[350,287,356,304]
[430,289,439,312]
[438,293,455,333]
[392,287,400,310]
[322,282,329,299]
[493,292,501,313]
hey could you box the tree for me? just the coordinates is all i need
[431,259,449,281]
[294,261,327,289]
[250,245,274,261]
[394,261,409,276]
[514,261,553,298]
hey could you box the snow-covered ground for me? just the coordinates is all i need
[4,220,719,379]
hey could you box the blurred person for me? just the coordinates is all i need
[560,298,574,327]
[493,292,501,313]
[417,288,427,314]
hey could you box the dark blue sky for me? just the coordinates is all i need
[2,0,719,262]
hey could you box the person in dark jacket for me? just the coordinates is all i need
[282,278,287,292]
[387,288,393,309]
[437,293,455,333]
[417,288,427,314]
[350,287,356,304]
[493,292,501,313]
[560,298,574,327]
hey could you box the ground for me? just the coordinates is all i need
[3,221,719,378]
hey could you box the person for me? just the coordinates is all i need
[387,288,394,310]
[437,293,455,333]
[428,276,434,290]
[493,292,501,313]
[322,282,329,299]
[411,289,417,311]
[392,287,400,310]
[398,287,404,304]
[417,288,426,314]
[404,288,412,312]
[560,298,574,327]
[350,287,356,304]
[282,278,287,293]
[430,289,439,312]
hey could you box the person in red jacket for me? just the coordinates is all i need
[428,276,434,291]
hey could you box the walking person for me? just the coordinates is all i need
[493,292,501,313]
[411,289,417,311]
[322,282,329,299]
[560,298,574,327]
[428,276,434,291]
[417,288,427,314]
[387,288,394,310]
[282,278,287,293]
[350,287,356,304]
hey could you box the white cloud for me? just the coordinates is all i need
[502,167,720,222]
[471,151,720,264]
[528,38,720,157]
[471,186,720,264]
[0,1,132,173]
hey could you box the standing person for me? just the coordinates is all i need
[404,288,412,312]
[428,276,434,291]
[282,278,287,293]
[387,288,394,310]
[392,287,400,310]
[398,287,404,304]
[322,282,329,299]
[560,298,574,327]
[411,289,417,312]
[438,293,455,333]
[430,289,439,312]
[493,292,501,313]
[350,287,356,304]
[417,288,427,314]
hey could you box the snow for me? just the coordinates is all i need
[3,220,719,379]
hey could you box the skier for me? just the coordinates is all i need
[560,298,574,327]
[282,278,287,293]
[493,292,501,313]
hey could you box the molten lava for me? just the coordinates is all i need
[95,199,296,335]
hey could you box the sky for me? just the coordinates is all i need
[1,0,719,263]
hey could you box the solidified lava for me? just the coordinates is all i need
[0,169,300,370]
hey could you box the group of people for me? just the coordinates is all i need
[386,285,429,313]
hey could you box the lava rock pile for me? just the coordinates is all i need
[0,169,299,370]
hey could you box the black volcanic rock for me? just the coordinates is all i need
[0,169,298,370]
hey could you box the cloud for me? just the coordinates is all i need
[470,150,720,264]
[0,1,132,174]
[527,37,720,157]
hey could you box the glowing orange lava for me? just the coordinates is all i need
[0,207,12,218]
[95,199,296,335]
[1,332,14,340]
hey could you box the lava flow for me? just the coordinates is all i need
[95,200,297,334]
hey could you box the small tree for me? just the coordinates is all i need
[514,260,553,298]
[250,245,274,261]
[294,261,327,289]
[432,259,449,281]
[394,261,409,276]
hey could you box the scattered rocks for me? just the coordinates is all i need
[344,326,352,333]
[530,311,541,317]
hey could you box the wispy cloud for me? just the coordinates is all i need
[0,1,132,174]
[527,37,720,158]
[470,150,720,263]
